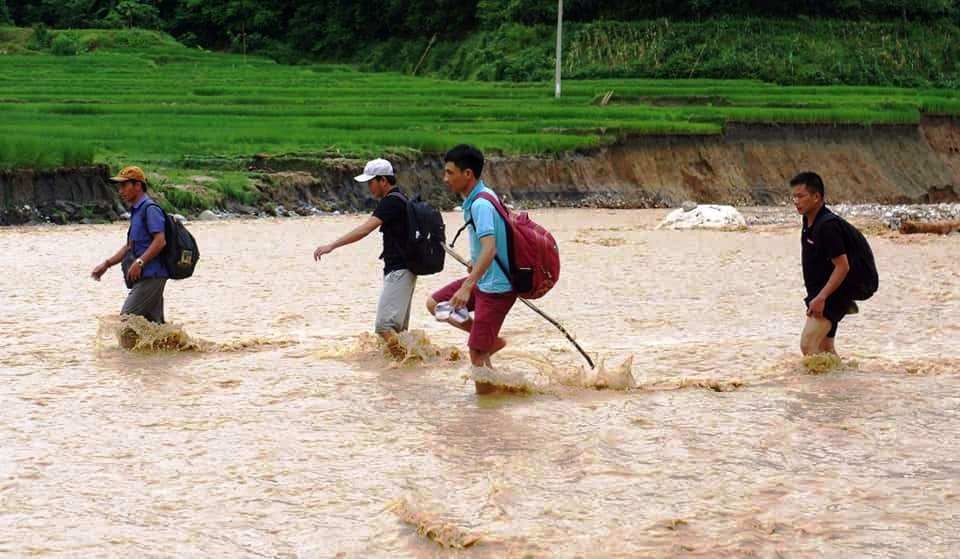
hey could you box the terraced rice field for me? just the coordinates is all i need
[1,27,959,171]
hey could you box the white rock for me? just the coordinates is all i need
[172,214,187,223]
[681,200,698,212]
[120,211,131,220]
[657,204,746,230]
[198,210,219,221]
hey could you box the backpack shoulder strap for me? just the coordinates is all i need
[450,191,499,247]
[475,191,510,222]
[142,201,168,233]
[471,191,514,285]
[128,201,164,240]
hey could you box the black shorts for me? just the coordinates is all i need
[806,286,857,339]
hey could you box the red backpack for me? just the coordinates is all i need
[458,192,560,299]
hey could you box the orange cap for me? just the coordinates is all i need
[109,165,147,184]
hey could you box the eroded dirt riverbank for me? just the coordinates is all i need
[3,117,959,225]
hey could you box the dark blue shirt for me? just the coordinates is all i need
[128,195,168,279]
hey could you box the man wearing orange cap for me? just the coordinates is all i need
[91,166,169,328]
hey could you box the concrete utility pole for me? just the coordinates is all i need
[555,0,563,98]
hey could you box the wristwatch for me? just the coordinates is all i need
[135,258,145,267]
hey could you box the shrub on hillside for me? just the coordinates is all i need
[0,0,11,25]
[26,23,52,50]
[51,34,80,56]
[102,0,161,30]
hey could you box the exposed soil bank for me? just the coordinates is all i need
[0,165,124,225]
[4,118,958,224]
[250,117,960,213]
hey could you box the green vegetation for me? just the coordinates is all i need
[1,26,959,213]
[5,1,960,84]
[0,138,95,168]
[365,19,960,87]
[2,27,957,168]
[149,171,260,213]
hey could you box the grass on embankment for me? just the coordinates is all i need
[1,26,959,213]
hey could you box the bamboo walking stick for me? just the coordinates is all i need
[442,244,595,369]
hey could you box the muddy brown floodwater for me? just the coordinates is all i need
[1,209,958,557]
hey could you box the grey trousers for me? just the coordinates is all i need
[121,278,168,324]
[375,269,417,333]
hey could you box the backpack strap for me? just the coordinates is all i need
[474,192,515,279]
[450,222,469,247]
[450,191,516,288]
[128,201,165,241]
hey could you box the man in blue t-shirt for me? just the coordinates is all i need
[427,145,517,394]
[91,166,169,336]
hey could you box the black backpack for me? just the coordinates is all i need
[389,191,445,275]
[822,213,878,300]
[140,202,200,280]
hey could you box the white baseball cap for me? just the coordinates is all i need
[354,158,394,182]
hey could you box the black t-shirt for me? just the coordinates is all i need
[801,206,852,298]
[372,188,408,275]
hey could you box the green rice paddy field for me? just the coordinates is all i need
[2,27,960,173]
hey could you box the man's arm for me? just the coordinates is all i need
[808,253,850,319]
[450,235,496,309]
[314,216,383,261]
[91,241,132,281]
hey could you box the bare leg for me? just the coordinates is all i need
[472,336,512,393]
[800,316,832,356]
[818,336,837,355]
[430,296,512,394]
[482,337,507,367]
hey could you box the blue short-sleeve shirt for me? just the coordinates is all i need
[463,181,512,294]
[128,195,169,279]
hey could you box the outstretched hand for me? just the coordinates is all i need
[91,261,109,281]
[313,244,334,262]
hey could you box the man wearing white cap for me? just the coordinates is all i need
[313,158,415,355]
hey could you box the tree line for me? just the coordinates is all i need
[3,0,959,59]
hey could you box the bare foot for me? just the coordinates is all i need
[475,381,498,395]
[474,381,527,395]
[119,328,139,350]
[385,341,406,361]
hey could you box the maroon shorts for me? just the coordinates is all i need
[432,277,517,352]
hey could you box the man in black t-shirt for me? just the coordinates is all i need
[791,171,866,356]
[313,158,414,354]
